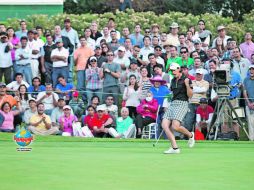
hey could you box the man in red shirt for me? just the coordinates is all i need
[196,98,214,138]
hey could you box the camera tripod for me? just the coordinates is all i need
[207,97,250,140]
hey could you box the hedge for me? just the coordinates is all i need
[5,9,254,43]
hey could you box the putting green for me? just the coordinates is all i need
[0,133,253,190]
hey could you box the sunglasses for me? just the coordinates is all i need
[90,60,97,62]
[145,31,150,33]
[155,49,162,51]
[180,51,187,54]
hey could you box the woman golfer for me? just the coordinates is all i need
[162,62,195,154]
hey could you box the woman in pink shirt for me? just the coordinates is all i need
[7,27,20,74]
[135,91,159,137]
[0,101,21,132]
[59,105,78,136]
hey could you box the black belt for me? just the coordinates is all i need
[17,63,30,66]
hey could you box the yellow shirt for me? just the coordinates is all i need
[29,114,51,131]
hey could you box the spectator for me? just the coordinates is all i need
[96,27,111,45]
[214,37,226,58]
[184,69,209,132]
[51,38,69,88]
[15,84,29,112]
[15,36,32,84]
[123,75,140,118]
[40,34,57,84]
[0,23,6,32]
[100,50,121,104]
[0,31,13,84]
[15,20,28,39]
[119,0,133,11]
[84,105,117,138]
[139,66,152,100]
[152,36,160,48]
[232,47,251,81]
[74,36,94,94]
[177,33,187,53]
[154,45,165,66]
[6,73,29,92]
[189,57,208,76]
[59,105,78,136]
[90,21,102,41]
[197,20,212,50]
[193,39,208,63]
[165,45,181,72]
[27,77,46,99]
[146,53,160,77]
[36,83,59,115]
[122,59,141,85]
[0,101,21,132]
[106,18,121,39]
[101,95,118,122]
[108,30,121,52]
[55,75,75,102]
[196,98,214,138]
[212,25,231,48]
[28,103,59,135]
[239,32,254,62]
[153,64,171,87]
[93,45,107,68]
[69,91,85,119]
[124,38,133,57]
[86,56,102,104]
[101,43,110,57]
[176,47,194,68]
[130,45,146,66]
[149,75,170,106]
[140,36,153,63]
[6,27,20,76]
[27,30,41,79]
[0,82,17,108]
[119,27,135,45]
[160,32,168,48]
[181,65,195,81]
[83,28,96,50]
[129,24,144,47]
[243,65,254,140]
[135,91,159,137]
[23,98,37,125]
[166,22,180,46]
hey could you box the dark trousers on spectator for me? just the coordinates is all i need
[0,66,12,84]
[135,115,155,137]
[126,106,137,119]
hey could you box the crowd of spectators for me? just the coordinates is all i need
[0,18,253,140]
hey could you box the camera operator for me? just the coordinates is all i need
[0,32,13,84]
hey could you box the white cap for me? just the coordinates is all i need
[97,105,107,111]
[196,68,204,75]
[249,65,254,69]
[217,25,226,31]
[89,56,97,62]
[63,105,71,110]
[117,46,126,52]
[169,62,180,70]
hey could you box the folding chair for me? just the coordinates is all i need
[141,105,160,139]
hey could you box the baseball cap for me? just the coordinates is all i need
[95,45,101,49]
[89,56,97,62]
[63,105,71,110]
[249,65,254,69]
[73,91,79,97]
[193,39,201,44]
[217,25,226,31]
[169,62,180,70]
[117,46,126,52]
[196,68,204,75]
[55,38,63,43]
[0,82,6,87]
[97,105,106,111]
[28,98,36,103]
[200,98,208,104]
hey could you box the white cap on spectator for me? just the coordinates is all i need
[63,105,71,110]
[117,46,126,52]
[170,62,180,70]
[217,25,226,31]
[97,105,107,111]
[196,68,204,75]
[89,56,97,62]
[249,65,254,69]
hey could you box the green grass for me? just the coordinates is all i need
[0,133,254,190]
